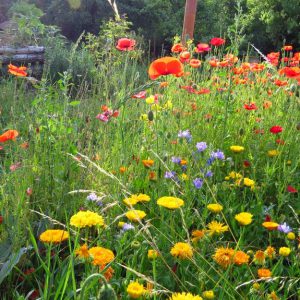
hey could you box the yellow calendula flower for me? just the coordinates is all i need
[39,229,69,244]
[170,242,193,260]
[70,210,104,228]
[243,178,255,187]
[268,150,280,157]
[202,290,215,299]
[127,281,145,299]
[207,203,223,213]
[253,250,265,265]
[148,249,159,260]
[191,230,205,243]
[136,193,151,202]
[287,232,295,240]
[118,221,125,228]
[207,221,229,236]
[181,173,189,180]
[125,210,146,222]
[213,247,234,268]
[75,244,90,259]
[123,197,139,206]
[230,145,245,153]
[228,171,243,179]
[157,196,184,209]
[235,212,253,225]
[88,246,115,266]
[169,292,203,300]
[145,96,155,104]
[257,268,272,278]
[262,222,279,230]
[279,247,291,257]
[233,250,250,265]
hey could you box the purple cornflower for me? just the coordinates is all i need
[205,170,213,177]
[86,192,98,201]
[171,156,182,164]
[193,178,203,189]
[178,130,192,142]
[122,223,135,232]
[196,142,207,152]
[165,171,176,179]
[211,150,225,160]
[278,222,292,233]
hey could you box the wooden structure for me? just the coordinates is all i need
[182,0,198,44]
[0,46,45,65]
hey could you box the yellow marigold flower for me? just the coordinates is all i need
[202,290,215,299]
[213,247,234,268]
[70,210,104,228]
[181,173,189,180]
[287,232,295,240]
[157,196,184,209]
[88,246,115,266]
[169,292,203,300]
[148,249,159,260]
[230,145,245,153]
[207,203,223,213]
[262,222,279,230]
[257,268,272,278]
[126,281,145,299]
[265,246,276,259]
[146,95,155,104]
[75,244,90,259]
[279,247,291,257]
[268,150,280,157]
[207,221,229,236]
[191,230,205,243]
[39,229,69,244]
[243,177,255,187]
[123,197,139,206]
[142,159,154,168]
[253,250,265,265]
[136,193,151,202]
[118,221,125,228]
[170,242,193,260]
[235,212,253,225]
[234,251,250,265]
[228,171,242,179]
[180,159,187,165]
[125,210,146,222]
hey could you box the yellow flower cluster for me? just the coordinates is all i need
[39,229,69,244]
[207,203,223,213]
[125,210,146,222]
[70,210,104,228]
[157,196,184,209]
[206,221,229,236]
[169,292,203,300]
[235,212,253,225]
[230,145,245,153]
[123,193,151,206]
[126,281,146,299]
[170,242,193,260]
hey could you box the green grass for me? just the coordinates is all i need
[0,46,299,300]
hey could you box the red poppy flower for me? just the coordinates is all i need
[171,43,186,53]
[287,185,297,193]
[179,51,191,63]
[195,88,210,94]
[0,130,19,143]
[195,43,211,53]
[283,45,293,51]
[243,160,251,168]
[210,37,225,46]
[244,103,257,110]
[267,52,280,66]
[279,67,300,79]
[274,79,288,87]
[270,126,283,134]
[116,38,136,51]
[148,57,184,80]
[189,59,201,68]
[132,91,147,99]
[8,64,27,77]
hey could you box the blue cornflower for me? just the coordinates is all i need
[205,170,213,177]
[178,130,192,142]
[193,178,203,189]
[278,222,292,233]
[196,142,207,152]
[165,171,176,179]
[211,150,225,160]
[171,156,182,164]
[122,223,135,232]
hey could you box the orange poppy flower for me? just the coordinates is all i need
[195,43,211,53]
[148,57,184,80]
[279,67,300,79]
[179,51,191,63]
[8,64,27,77]
[189,59,201,68]
[0,130,19,143]
[283,45,293,51]
[274,79,288,87]
[116,38,136,51]
[171,43,186,53]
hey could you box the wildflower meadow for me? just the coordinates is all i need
[0,8,300,300]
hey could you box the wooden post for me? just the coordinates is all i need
[182,0,197,45]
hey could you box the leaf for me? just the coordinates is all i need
[69,101,81,106]
[0,246,32,285]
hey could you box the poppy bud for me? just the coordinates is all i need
[148,111,154,121]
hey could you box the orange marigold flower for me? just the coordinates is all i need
[75,244,90,259]
[262,222,279,230]
[253,250,265,265]
[213,247,234,268]
[170,242,193,259]
[88,246,115,266]
[148,57,184,80]
[257,268,272,278]
[191,230,205,243]
[142,159,154,168]
[100,265,114,281]
[234,251,250,265]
